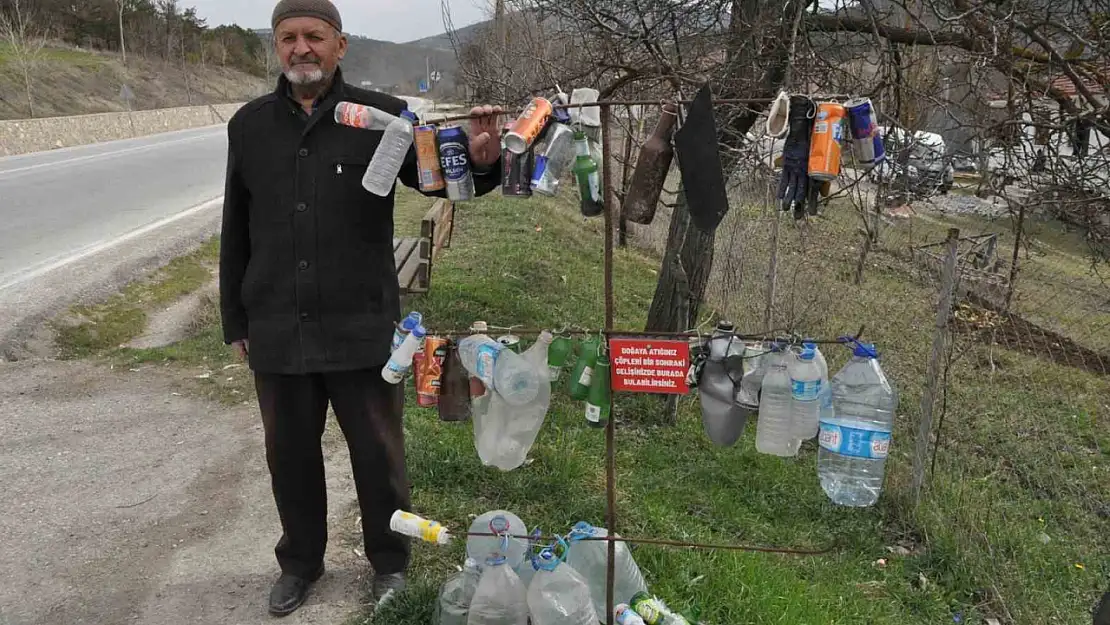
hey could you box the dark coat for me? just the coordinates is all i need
[220,69,498,374]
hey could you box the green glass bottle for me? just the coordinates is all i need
[568,335,601,400]
[585,353,611,428]
[547,334,574,383]
[572,130,603,217]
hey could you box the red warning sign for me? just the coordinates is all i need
[609,338,691,395]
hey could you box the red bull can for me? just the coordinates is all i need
[845,97,884,164]
[437,125,475,201]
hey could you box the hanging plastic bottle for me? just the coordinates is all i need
[698,321,748,447]
[565,522,648,620]
[467,555,529,625]
[389,510,451,545]
[382,325,426,384]
[568,334,601,401]
[526,546,598,625]
[391,311,423,352]
[789,346,823,442]
[755,343,797,457]
[458,334,541,405]
[466,510,529,571]
[436,558,482,625]
[804,341,834,428]
[818,342,897,507]
[585,352,612,428]
[547,334,574,383]
[573,130,604,217]
[736,341,769,410]
[364,110,417,196]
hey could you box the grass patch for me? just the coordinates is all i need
[53,237,218,359]
[0,43,106,69]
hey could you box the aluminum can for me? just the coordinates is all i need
[530,122,575,196]
[417,336,449,407]
[414,124,446,192]
[845,97,884,164]
[437,125,475,201]
[808,102,847,181]
[501,122,534,197]
[505,97,553,154]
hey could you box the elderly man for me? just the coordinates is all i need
[219,0,502,616]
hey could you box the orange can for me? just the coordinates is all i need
[504,97,553,154]
[809,102,846,181]
[417,336,449,407]
[414,125,446,192]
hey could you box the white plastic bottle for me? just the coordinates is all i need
[789,346,822,442]
[465,510,529,571]
[818,342,897,507]
[526,549,598,625]
[564,521,648,619]
[391,311,423,352]
[436,558,482,625]
[755,343,796,456]
[458,335,540,405]
[364,109,417,196]
[382,325,426,384]
[466,555,529,625]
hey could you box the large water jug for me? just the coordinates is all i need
[435,558,482,625]
[564,521,648,619]
[458,335,541,405]
[818,342,897,507]
[467,555,529,625]
[364,110,416,196]
[526,549,598,625]
[789,346,822,441]
[755,344,797,456]
[698,322,748,446]
[485,332,553,470]
[466,510,529,570]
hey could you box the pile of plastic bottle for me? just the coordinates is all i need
[696,322,898,507]
[432,509,696,625]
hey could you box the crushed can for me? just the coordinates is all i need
[417,336,449,407]
[414,124,446,192]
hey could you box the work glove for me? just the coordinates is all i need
[776,95,817,219]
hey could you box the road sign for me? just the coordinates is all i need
[418,80,429,93]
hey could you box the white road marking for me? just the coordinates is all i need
[0,196,224,292]
[0,129,224,178]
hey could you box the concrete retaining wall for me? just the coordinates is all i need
[0,103,244,157]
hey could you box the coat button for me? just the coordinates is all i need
[298,148,309,157]
[298,260,309,270]
[300,312,309,321]
[296,202,308,212]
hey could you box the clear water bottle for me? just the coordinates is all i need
[736,341,768,409]
[526,548,598,625]
[755,343,797,457]
[789,346,822,442]
[465,510,529,571]
[363,109,417,196]
[458,335,540,406]
[564,521,648,619]
[818,342,897,507]
[467,555,529,625]
[435,558,482,625]
[804,342,834,427]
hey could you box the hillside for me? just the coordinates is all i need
[403,19,491,52]
[0,44,270,120]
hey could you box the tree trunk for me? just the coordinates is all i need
[646,185,693,332]
[21,63,34,118]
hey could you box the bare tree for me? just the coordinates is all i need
[0,0,48,118]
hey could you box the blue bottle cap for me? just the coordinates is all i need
[569,521,597,541]
[401,312,422,331]
[411,325,427,339]
[401,110,417,122]
[853,343,878,358]
[799,347,816,361]
[532,548,561,572]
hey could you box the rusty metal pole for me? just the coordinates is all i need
[601,104,617,625]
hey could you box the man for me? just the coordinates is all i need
[219,0,502,616]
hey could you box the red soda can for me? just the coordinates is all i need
[505,98,553,154]
[417,337,449,407]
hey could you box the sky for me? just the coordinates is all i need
[185,0,491,43]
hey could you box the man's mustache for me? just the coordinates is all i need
[291,55,321,65]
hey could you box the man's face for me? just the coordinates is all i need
[275,17,347,88]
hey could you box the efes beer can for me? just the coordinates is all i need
[414,124,446,192]
[501,122,534,197]
[505,97,553,154]
[437,125,475,201]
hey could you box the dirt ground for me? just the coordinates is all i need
[0,359,371,625]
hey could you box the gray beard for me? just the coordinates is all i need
[285,66,327,87]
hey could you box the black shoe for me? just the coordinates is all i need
[268,565,324,617]
[372,572,406,606]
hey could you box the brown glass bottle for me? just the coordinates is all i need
[437,339,472,422]
[622,103,678,225]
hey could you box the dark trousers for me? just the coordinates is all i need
[254,369,410,578]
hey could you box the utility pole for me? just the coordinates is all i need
[494,0,506,102]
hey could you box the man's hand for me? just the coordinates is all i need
[232,339,249,360]
[466,105,504,169]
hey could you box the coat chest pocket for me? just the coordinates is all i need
[332,156,371,188]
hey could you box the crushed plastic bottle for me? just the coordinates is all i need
[364,110,417,196]
[458,334,541,406]
[755,343,797,456]
[818,342,897,507]
[482,332,553,470]
[564,521,648,619]
[435,558,482,625]
[698,321,749,446]
[526,548,598,625]
[467,555,529,625]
